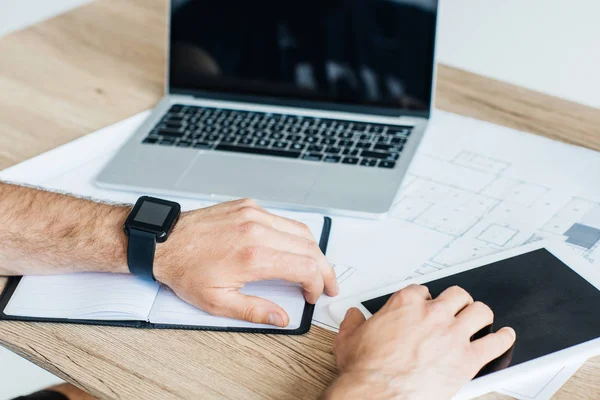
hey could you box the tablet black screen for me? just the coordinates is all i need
[362,249,600,374]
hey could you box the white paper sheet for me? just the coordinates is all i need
[2,109,598,398]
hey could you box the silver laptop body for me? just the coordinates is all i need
[97,0,439,218]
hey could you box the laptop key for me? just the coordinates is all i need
[192,142,210,149]
[289,142,304,151]
[302,152,323,162]
[177,140,192,148]
[359,150,391,159]
[360,158,378,167]
[221,137,237,145]
[163,116,185,125]
[355,142,372,149]
[374,144,403,152]
[379,160,396,169]
[386,128,411,136]
[352,123,368,133]
[216,144,301,159]
[341,156,359,165]
[256,139,273,148]
[324,155,341,163]
[160,138,175,145]
[239,138,254,145]
[342,148,359,156]
[157,128,185,137]
[142,137,158,144]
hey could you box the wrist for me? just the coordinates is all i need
[98,205,130,274]
[153,211,188,285]
[324,370,405,400]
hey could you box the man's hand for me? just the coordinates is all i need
[325,284,516,399]
[154,198,338,327]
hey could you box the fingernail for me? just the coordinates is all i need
[344,308,354,318]
[268,313,284,327]
[504,327,516,339]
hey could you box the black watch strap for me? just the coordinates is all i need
[127,228,157,281]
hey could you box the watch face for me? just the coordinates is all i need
[134,202,172,226]
[125,196,181,242]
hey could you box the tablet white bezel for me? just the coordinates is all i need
[327,241,600,399]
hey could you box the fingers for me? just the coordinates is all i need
[337,308,366,342]
[233,199,318,242]
[384,284,431,310]
[242,248,326,303]
[247,226,338,297]
[470,327,516,368]
[202,289,291,327]
[455,301,494,337]
[434,286,473,315]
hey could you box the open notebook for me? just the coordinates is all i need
[0,215,331,335]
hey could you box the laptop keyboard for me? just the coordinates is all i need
[141,105,413,169]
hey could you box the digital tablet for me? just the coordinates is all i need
[328,241,600,399]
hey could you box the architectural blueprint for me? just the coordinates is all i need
[397,152,600,280]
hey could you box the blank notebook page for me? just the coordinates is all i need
[149,281,306,329]
[4,273,160,320]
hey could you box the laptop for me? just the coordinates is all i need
[97,0,439,217]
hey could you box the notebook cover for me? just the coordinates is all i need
[0,216,332,335]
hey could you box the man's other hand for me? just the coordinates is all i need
[326,284,516,399]
[153,198,338,327]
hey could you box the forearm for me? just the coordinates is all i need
[323,371,407,400]
[0,182,129,276]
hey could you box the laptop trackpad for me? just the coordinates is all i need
[176,153,320,203]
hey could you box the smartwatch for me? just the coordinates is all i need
[124,196,181,281]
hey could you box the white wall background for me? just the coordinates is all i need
[436,0,600,109]
[0,0,598,398]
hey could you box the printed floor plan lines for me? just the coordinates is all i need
[451,151,510,175]
[388,149,600,279]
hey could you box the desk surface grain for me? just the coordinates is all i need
[0,0,599,399]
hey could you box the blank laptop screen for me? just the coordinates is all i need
[169,0,438,113]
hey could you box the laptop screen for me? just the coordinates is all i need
[169,0,438,115]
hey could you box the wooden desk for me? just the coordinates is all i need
[0,1,599,399]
